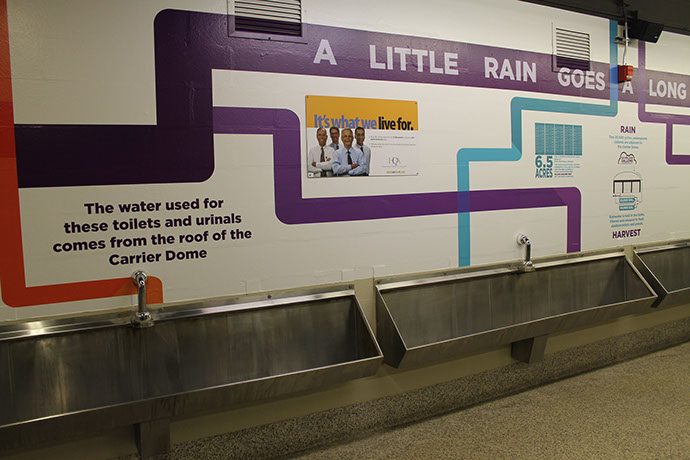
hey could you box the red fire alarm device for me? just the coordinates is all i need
[618,65,634,82]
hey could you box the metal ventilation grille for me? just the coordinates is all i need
[234,0,302,36]
[553,27,590,71]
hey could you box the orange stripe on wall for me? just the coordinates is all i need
[0,0,163,308]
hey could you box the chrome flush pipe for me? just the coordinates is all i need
[131,270,154,327]
[517,234,535,272]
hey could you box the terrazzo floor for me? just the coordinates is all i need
[291,341,690,459]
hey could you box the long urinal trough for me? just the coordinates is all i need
[634,241,690,309]
[376,251,657,368]
[0,286,382,454]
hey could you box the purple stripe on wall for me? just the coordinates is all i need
[213,106,581,252]
[14,9,688,188]
[636,41,690,165]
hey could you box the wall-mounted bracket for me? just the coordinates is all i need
[135,418,171,458]
[511,335,548,364]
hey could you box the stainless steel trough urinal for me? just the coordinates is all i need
[377,251,657,368]
[634,241,690,309]
[0,285,382,455]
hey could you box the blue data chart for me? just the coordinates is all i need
[535,123,583,156]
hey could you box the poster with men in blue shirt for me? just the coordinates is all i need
[305,95,419,178]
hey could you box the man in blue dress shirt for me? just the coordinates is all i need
[354,127,372,175]
[331,128,367,176]
[307,127,335,177]
[328,126,342,152]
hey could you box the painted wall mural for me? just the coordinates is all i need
[1,1,689,320]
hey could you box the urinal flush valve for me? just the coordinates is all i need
[131,270,154,328]
[517,234,534,272]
